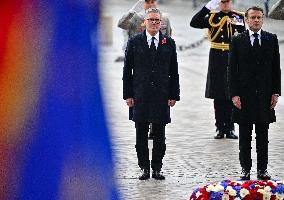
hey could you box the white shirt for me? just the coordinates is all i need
[248,29,261,46]
[146,31,159,49]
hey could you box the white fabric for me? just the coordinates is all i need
[205,0,220,10]
[129,0,144,13]
[248,29,261,46]
[146,31,159,49]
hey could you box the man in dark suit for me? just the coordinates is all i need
[123,8,180,180]
[190,0,245,139]
[229,6,281,180]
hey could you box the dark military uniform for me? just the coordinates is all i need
[190,7,245,137]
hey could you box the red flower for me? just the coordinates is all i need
[161,37,166,45]
[267,181,277,189]
[271,194,277,200]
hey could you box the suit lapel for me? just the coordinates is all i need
[243,30,252,55]
[142,31,152,58]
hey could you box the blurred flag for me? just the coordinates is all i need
[0,0,119,199]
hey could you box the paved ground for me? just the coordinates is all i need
[100,1,284,199]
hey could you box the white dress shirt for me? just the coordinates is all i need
[248,29,261,46]
[146,31,159,49]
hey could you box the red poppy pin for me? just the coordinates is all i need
[161,38,166,45]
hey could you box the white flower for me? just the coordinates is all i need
[206,184,214,192]
[226,186,233,190]
[275,193,284,200]
[212,184,224,192]
[222,194,229,200]
[264,186,271,192]
[263,192,271,200]
[234,197,241,200]
[240,188,249,198]
[226,186,237,196]
[228,189,237,196]
[257,189,265,194]
[257,188,271,199]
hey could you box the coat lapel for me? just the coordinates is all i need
[142,31,152,58]
[157,31,167,61]
[243,30,252,55]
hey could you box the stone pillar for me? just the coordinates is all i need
[100,16,113,45]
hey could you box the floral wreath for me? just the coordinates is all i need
[190,180,284,200]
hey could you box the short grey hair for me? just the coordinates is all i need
[145,7,162,19]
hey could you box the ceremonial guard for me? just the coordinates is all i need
[190,0,245,139]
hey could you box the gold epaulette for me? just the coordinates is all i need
[232,10,245,16]
[210,42,229,51]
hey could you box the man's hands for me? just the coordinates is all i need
[232,94,279,110]
[270,94,279,109]
[168,100,176,107]
[126,98,134,107]
[232,96,241,109]
[129,0,144,13]
[205,0,220,10]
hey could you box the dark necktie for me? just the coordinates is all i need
[253,33,260,48]
[150,37,156,51]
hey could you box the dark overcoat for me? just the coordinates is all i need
[229,30,281,124]
[190,7,245,99]
[123,31,180,124]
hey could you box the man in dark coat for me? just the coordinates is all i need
[229,6,281,180]
[190,0,245,139]
[123,8,180,180]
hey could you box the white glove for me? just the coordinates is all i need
[205,0,220,10]
[129,0,144,13]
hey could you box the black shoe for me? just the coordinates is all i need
[240,169,250,180]
[257,169,271,180]
[214,132,224,139]
[152,170,165,180]
[138,169,150,180]
[148,132,154,140]
[226,131,238,139]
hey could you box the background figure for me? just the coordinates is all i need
[117,0,172,62]
[264,0,270,17]
[229,6,281,180]
[190,0,245,139]
[118,0,172,139]
[193,0,197,9]
[123,8,180,180]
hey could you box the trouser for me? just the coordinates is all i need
[239,123,269,171]
[214,99,234,133]
[135,122,166,171]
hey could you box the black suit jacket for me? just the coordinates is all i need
[123,31,180,124]
[229,30,281,123]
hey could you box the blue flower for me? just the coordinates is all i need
[210,191,223,200]
[273,184,284,194]
[220,180,229,189]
